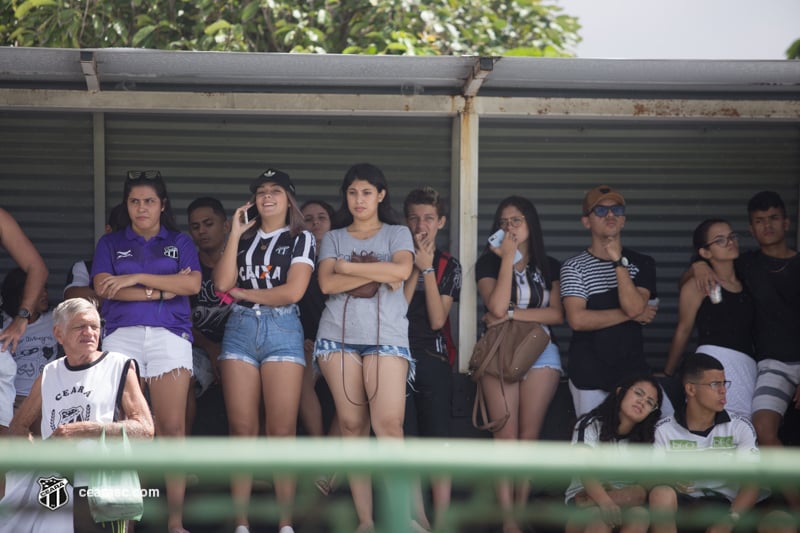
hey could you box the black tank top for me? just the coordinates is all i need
[695,286,755,356]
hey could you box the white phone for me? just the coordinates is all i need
[488,229,523,264]
[488,228,505,248]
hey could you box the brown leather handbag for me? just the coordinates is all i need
[347,250,380,298]
[469,317,550,432]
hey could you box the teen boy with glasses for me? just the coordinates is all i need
[650,353,763,533]
[560,185,663,417]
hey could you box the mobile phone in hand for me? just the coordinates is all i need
[488,229,505,248]
[243,204,259,224]
[487,229,523,264]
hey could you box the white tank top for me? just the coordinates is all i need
[40,351,133,440]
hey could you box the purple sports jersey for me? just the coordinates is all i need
[91,226,201,340]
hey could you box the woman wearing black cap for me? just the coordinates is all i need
[214,169,315,533]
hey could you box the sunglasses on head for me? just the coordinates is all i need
[590,204,625,217]
[126,170,161,181]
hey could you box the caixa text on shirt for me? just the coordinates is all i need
[239,264,281,281]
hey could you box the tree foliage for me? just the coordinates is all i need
[787,38,800,60]
[0,0,580,57]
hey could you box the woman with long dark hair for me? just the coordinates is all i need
[564,375,663,533]
[665,219,755,418]
[475,195,564,533]
[92,170,201,533]
[314,163,414,533]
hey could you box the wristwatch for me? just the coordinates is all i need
[507,303,515,319]
[17,308,31,319]
[611,257,629,268]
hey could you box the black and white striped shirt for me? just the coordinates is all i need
[235,227,315,302]
[560,248,656,390]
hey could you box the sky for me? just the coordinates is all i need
[556,0,800,60]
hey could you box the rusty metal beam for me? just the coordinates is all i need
[0,89,465,117]
[462,57,495,97]
[2,88,798,121]
[475,96,800,121]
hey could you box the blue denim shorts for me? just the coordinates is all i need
[313,338,415,382]
[220,304,305,367]
[531,341,563,372]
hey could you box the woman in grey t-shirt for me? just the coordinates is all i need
[313,163,414,533]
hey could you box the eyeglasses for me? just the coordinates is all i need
[704,233,738,248]
[126,170,161,181]
[632,387,659,412]
[499,216,525,229]
[690,380,731,391]
[590,204,625,217]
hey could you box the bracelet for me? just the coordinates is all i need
[421,267,435,275]
[145,288,153,299]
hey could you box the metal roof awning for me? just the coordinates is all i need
[1,47,799,96]
[0,47,799,120]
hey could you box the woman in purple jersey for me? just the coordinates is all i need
[92,171,201,533]
[214,169,314,533]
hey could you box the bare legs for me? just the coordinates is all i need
[647,485,678,533]
[480,367,560,533]
[319,352,408,531]
[148,369,192,532]
[299,339,325,437]
[221,359,304,531]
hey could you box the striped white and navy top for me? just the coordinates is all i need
[235,226,315,307]
[560,248,656,391]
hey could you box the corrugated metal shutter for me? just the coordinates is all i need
[103,114,454,241]
[479,119,800,370]
[0,111,95,305]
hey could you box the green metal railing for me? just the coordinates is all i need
[1,437,799,531]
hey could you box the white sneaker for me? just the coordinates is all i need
[278,527,295,533]
[233,526,250,533]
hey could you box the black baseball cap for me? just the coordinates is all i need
[249,168,295,196]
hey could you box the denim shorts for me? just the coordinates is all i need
[220,304,305,368]
[530,341,563,373]
[313,338,415,381]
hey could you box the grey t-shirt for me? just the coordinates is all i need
[316,224,414,347]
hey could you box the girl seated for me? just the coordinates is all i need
[565,376,663,533]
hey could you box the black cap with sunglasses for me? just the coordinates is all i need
[249,168,296,196]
